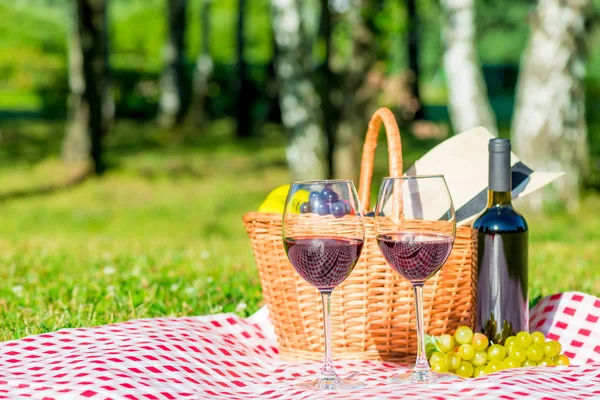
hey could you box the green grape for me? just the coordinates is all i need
[556,355,571,367]
[432,358,449,373]
[504,336,516,351]
[543,341,560,358]
[531,331,545,346]
[526,344,544,362]
[516,331,532,348]
[456,361,474,378]
[447,351,462,371]
[474,366,487,378]
[502,356,522,369]
[455,326,474,345]
[485,360,504,374]
[437,334,455,353]
[472,351,488,367]
[509,345,527,363]
[487,344,507,361]
[522,359,537,368]
[555,341,562,354]
[538,357,555,367]
[458,344,476,361]
[429,351,446,366]
[472,333,489,351]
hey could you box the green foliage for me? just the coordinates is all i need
[110,0,166,72]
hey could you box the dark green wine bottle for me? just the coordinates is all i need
[473,138,529,345]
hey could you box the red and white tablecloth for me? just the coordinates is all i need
[0,291,599,399]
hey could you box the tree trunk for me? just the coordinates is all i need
[406,0,424,120]
[236,0,252,138]
[102,7,114,130]
[159,0,189,130]
[440,0,497,135]
[271,0,328,180]
[319,0,335,178]
[333,2,378,182]
[64,0,110,175]
[511,0,591,212]
[190,0,213,128]
[266,26,281,124]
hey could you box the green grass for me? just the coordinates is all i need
[0,119,598,341]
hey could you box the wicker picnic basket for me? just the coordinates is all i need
[243,108,477,362]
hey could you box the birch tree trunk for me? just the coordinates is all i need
[190,0,213,128]
[333,2,377,182]
[511,0,591,212]
[64,0,110,175]
[271,0,328,180]
[159,0,189,130]
[440,0,497,135]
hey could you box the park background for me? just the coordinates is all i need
[0,0,598,340]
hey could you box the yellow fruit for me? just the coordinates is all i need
[289,189,310,212]
[258,197,286,213]
[258,184,309,214]
[267,184,292,199]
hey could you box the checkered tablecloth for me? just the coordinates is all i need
[0,291,599,399]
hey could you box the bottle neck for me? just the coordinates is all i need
[488,143,511,206]
[487,190,512,207]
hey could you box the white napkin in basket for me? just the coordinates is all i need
[404,126,564,226]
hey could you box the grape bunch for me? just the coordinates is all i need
[428,326,571,378]
[300,188,353,218]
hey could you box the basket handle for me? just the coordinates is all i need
[357,108,403,214]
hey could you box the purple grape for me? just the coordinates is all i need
[321,188,339,203]
[309,191,321,202]
[310,192,324,211]
[342,201,352,214]
[317,202,331,215]
[300,202,311,214]
[331,202,346,218]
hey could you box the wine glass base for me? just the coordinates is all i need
[388,369,458,384]
[294,375,365,390]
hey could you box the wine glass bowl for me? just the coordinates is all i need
[282,180,365,390]
[374,175,457,384]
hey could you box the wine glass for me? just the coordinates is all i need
[374,176,456,384]
[282,180,365,390]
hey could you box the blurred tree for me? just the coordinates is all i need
[158,0,189,130]
[512,0,592,212]
[190,0,213,128]
[266,25,282,124]
[236,0,252,137]
[440,0,497,134]
[64,0,111,175]
[271,0,328,179]
[319,0,335,177]
[406,0,424,120]
[333,1,378,182]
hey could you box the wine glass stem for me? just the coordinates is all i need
[320,291,335,377]
[413,284,430,372]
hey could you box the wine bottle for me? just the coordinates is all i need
[473,138,528,345]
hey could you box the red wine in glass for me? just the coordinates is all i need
[282,180,365,390]
[284,236,364,292]
[374,175,456,384]
[377,232,454,285]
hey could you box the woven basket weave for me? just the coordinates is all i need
[243,108,477,362]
